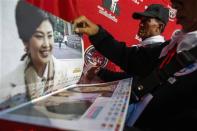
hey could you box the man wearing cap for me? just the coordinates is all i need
[82,4,169,83]
[74,0,197,130]
[133,4,169,45]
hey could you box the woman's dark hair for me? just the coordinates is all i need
[15,0,54,43]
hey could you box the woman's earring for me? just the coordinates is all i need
[25,47,30,54]
[24,48,27,52]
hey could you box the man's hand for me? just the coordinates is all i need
[85,65,101,80]
[73,16,99,36]
[78,63,103,84]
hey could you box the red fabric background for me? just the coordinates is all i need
[26,0,180,44]
[26,0,180,71]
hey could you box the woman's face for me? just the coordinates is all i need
[26,20,54,66]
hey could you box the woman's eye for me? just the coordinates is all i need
[34,34,43,39]
[48,34,53,39]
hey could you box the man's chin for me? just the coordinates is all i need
[138,34,146,40]
[137,33,143,39]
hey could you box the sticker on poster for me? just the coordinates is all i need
[97,0,120,22]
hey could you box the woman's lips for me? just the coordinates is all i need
[40,50,51,57]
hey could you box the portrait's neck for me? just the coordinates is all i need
[32,62,47,77]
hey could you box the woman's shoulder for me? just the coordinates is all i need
[0,63,27,109]
[1,62,26,88]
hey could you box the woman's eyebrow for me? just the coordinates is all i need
[34,30,53,34]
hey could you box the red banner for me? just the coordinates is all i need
[26,0,180,71]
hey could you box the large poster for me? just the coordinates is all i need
[0,0,84,112]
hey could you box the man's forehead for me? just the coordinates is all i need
[140,16,158,20]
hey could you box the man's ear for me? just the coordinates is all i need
[159,23,165,33]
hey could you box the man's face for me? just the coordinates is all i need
[137,17,161,40]
[171,0,197,32]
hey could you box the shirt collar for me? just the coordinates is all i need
[186,30,197,35]
[24,57,48,81]
[177,30,197,52]
[140,35,165,46]
[42,64,48,80]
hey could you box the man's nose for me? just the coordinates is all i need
[139,22,144,27]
